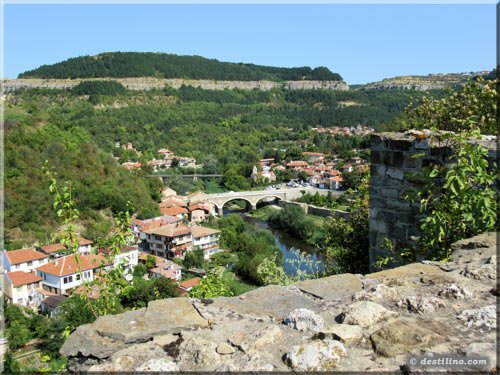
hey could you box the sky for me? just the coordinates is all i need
[3,3,496,84]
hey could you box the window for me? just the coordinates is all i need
[76,274,81,281]
[63,276,73,284]
[27,261,33,267]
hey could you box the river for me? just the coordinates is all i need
[224,208,325,276]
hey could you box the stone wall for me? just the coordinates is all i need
[60,233,497,372]
[1,78,349,92]
[369,132,497,270]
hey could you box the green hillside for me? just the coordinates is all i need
[4,101,161,249]
[4,78,448,247]
[18,52,343,81]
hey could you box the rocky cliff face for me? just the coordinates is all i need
[1,78,349,92]
[61,232,497,372]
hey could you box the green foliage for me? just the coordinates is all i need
[60,294,98,330]
[133,263,147,277]
[4,120,159,246]
[120,277,179,309]
[404,78,497,134]
[72,80,126,96]
[256,255,290,286]
[183,248,206,269]
[145,254,157,269]
[377,78,497,268]
[189,273,234,298]
[209,214,281,285]
[416,131,497,261]
[256,249,323,286]
[19,52,343,81]
[267,204,321,244]
[3,351,21,374]
[322,208,370,275]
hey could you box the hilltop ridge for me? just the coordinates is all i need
[17,52,343,82]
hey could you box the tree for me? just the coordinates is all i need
[133,263,147,277]
[189,274,234,298]
[61,294,96,330]
[404,77,496,135]
[145,254,157,270]
[342,169,363,190]
[322,208,369,275]
[183,248,206,269]
[297,171,309,182]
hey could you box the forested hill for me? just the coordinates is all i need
[18,52,343,81]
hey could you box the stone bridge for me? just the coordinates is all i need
[206,188,336,216]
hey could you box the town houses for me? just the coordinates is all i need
[119,144,199,171]
[250,151,368,191]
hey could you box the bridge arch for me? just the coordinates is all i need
[254,194,284,207]
[215,197,255,217]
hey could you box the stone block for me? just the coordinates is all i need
[414,140,430,150]
[388,139,412,151]
[380,188,399,199]
[369,218,387,234]
[403,155,421,169]
[370,150,383,164]
[385,151,404,167]
[386,167,404,181]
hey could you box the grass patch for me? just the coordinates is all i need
[221,269,257,296]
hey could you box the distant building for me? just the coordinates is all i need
[302,152,325,163]
[178,277,201,293]
[143,224,193,259]
[191,226,222,259]
[4,271,43,307]
[98,245,139,275]
[2,248,49,273]
[160,206,189,218]
[36,254,110,295]
[286,161,309,170]
[148,257,183,282]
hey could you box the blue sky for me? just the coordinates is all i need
[3,3,496,84]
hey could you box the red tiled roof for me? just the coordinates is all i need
[143,223,191,238]
[303,152,325,156]
[40,243,67,254]
[179,277,201,290]
[286,161,309,167]
[139,253,165,263]
[78,237,93,246]
[160,207,188,216]
[191,226,220,238]
[159,197,187,208]
[7,271,43,286]
[5,248,48,265]
[36,254,109,277]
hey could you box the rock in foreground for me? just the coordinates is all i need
[62,233,498,372]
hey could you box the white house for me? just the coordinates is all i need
[191,226,221,259]
[36,254,109,295]
[2,248,49,272]
[98,245,139,275]
[77,237,94,255]
[329,176,343,190]
[3,271,43,307]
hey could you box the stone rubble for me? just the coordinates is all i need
[61,232,497,372]
[283,308,325,332]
